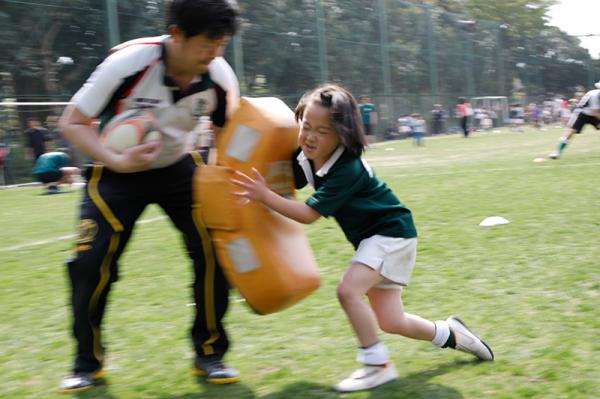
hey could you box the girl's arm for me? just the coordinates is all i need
[232,168,321,224]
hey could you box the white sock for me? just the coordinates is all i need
[356,341,389,365]
[432,320,450,347]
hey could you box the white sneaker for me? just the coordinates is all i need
[335,361,398,392]
[446,316,494,361]
[548,151,560,159]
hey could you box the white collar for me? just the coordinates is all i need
[296,145,345,188]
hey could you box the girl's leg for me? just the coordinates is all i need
[337,262,385,348]
[335,263,399,392]
[367,287,435,341]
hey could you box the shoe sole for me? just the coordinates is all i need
[334,362,399,392]
[335,373,398,393]
[58,369,107,394]
[192,368,240,384]
[449,316,494,361]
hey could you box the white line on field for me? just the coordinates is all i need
[376,160,600,176]
[0,216,167,253]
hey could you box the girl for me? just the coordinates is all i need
[232,84,493,393]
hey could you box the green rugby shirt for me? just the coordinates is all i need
[294,146,417,249]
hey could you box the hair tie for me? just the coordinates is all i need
[320,91,332,106]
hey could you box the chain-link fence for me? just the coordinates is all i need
[1,0,597,183]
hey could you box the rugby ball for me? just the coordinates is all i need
[101,110,162,153]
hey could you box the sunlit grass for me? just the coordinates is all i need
[1,126,599,398]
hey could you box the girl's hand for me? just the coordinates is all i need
[231,168,269,205]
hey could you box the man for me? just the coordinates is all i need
[58,0,241,392]
[24,117,51,161]
[358,95,377,138]
[549,81,600,159]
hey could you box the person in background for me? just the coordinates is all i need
[455,97,472,138]
[0,128,12,186]
[549,81,600,160]
[24,117,51,161]
[411,113,426,146]
[359,95,377,141]
[32,149,80,194]
[431,104,445,135]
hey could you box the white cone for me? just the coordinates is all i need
[479,216,510,227]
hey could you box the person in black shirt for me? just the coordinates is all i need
[24,117,50,161]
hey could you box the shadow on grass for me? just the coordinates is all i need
[156,359,477,399]
[160,379,257,399]
[74,379,117,399]
[260,359,475,399]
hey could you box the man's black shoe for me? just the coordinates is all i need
[192,357,240,384]
[58,369,107,393]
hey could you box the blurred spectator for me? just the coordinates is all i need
[530,103,542,129]
[560,98,571,127]
[24,117,51,161]
[411,113,426,146]
[489,108,499,128]
[32,149,80,194]
[359,95,377,139]
[397,115,412,138]
[480,109,493,131]
[456,97,473,137]
[0,128,12,186]
[384,126,401,140]
[509,103,525,132]
[431,104,446,134]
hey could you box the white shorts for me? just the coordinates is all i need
[352,235,417,290]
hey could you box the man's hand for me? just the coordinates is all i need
[105,141,162,173]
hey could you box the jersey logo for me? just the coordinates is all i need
[77,219,98,245]
[132,97,162,109]
[193,98,209,117]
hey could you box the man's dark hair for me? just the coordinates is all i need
[167,0,240,39]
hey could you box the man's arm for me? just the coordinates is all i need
[59,105,161,173]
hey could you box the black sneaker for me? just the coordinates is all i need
[192,357,240,384]
[58,369,107,393]
[44,185,59,194]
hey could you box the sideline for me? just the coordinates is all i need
[375,160,600,176]
[0,215,167,253]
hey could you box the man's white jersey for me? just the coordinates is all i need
[72,35,239,168]
[577,89,600,116]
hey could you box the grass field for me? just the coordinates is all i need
[1,126,599,398]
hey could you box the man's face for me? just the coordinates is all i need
[179,33,230,74]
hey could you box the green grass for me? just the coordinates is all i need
[1,126,599,398]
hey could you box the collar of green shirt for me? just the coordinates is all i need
[296,145,344,187]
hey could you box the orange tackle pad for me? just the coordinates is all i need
[193,97,320,314]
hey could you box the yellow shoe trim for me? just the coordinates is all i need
[207,376,241,384]
[94,369,108,380]
[59,385,93,394]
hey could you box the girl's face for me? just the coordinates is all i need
[299,102,341,168]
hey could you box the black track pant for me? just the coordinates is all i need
[67,153,230,373]
[461,116,469,137]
